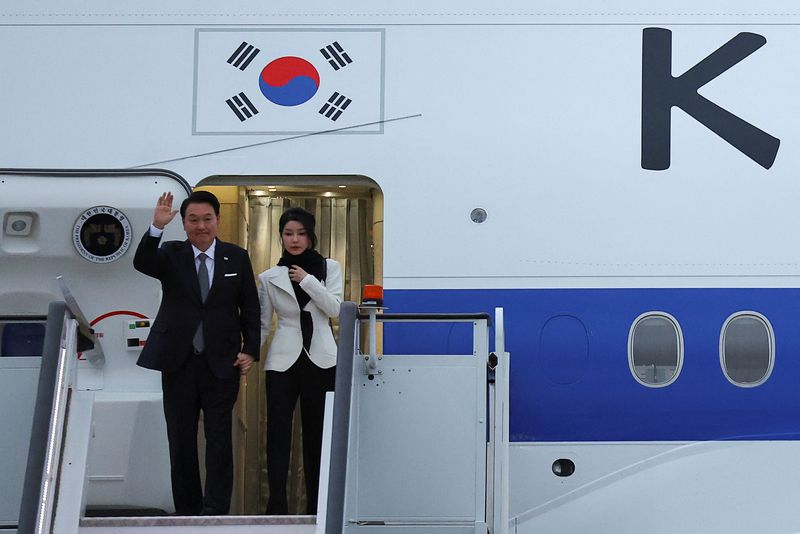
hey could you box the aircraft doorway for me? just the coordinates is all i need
[197,176,383,515]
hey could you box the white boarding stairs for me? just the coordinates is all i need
[18,302,509,534]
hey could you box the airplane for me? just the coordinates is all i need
[1,1,799,533]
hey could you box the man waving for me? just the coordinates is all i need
[134,190,259,515]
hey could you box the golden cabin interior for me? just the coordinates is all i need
[197,176,383,515]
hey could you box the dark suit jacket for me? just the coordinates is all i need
[133,232,260,379]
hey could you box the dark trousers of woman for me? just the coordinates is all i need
[265,352,336,515]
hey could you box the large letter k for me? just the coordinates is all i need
[642,27,780,170]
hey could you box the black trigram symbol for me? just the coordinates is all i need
[320,41,353,70]
[318,92,352,121]
[226,92,258,122]
[227,41,260,71]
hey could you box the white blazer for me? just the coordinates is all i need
[257,259,343,371]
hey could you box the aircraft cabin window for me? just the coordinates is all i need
[720,312,774,387]
[628,312,683,387]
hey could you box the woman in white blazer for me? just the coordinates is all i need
[257,207,342,515]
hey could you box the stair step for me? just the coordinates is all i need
[84,507,169,517]
[78,515,316,533]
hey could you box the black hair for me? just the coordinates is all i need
[180,190,220,219]
[279,207,318,249]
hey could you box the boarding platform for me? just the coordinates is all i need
[10,301,509,534]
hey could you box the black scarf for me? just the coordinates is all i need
[277,249,326,352]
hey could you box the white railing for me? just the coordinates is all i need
[34,311,78,534]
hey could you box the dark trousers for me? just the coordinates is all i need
[265,353,336,515]
[161,353,240,515]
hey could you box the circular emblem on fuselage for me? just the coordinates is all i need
[72,206,132,263]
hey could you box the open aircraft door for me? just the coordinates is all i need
[0,169,191,527]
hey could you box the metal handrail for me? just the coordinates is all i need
[356,311,492,324]
[17,301,77,534]
[357,309,492,371]
[325,301,358,534]
[490,308,510,534]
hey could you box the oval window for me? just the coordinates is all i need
[720,312,774,387]
[628,312,683,387]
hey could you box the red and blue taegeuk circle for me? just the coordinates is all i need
[259,56,320,106]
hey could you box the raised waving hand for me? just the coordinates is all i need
[153,192,179,230]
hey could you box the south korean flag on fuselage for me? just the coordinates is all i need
[194,28,385,135]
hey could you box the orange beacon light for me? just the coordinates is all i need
[361,284,384,307]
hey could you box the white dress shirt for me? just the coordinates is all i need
[149,224,215,287]
[191,241,215,287]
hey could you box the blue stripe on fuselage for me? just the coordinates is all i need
[382,288,800,442]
